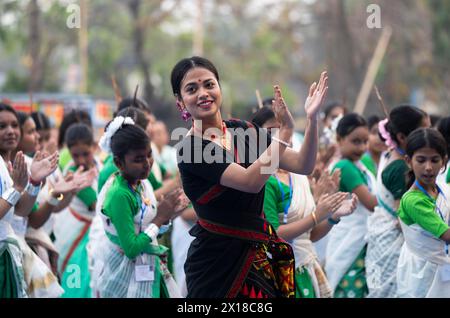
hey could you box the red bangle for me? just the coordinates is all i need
[29,177,41,186]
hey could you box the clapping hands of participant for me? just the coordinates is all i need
[11,151,28,192]
[50,166,97,198]
[154,188,191,226]
[304,71,328,120]
[315,192,348,221]
[311,169,340,203]
[331,193,359,221]
[30,151,59,184]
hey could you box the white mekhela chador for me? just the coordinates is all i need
[325,161,376,293]
[1,155,62,298]
[397,183,450,298]
[365,152,405,297]
[95,174,181,298]
[287,173,333,298]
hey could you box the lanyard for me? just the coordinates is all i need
[414,180,448,256]
[128,183,147,233]
[274,173,292,224]
[396,147,406,156]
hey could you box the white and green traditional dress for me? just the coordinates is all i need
[7,155,63,298]
[0,155,27,298]
[264,173,332,298]
[365,152,408,297]
[96,173,180,298]
[53,161,100,298]
[326,159,376,298]
[396,182,450,297]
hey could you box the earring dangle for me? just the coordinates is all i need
[177,101,191,122]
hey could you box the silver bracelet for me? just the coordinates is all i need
[25,182,41,197]
[272,136,292,148]
[2,188,21,206]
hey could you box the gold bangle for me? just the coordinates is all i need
[311,211,318,226]
[49,188,64,201]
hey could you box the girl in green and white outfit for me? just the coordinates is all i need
[53,123,100,298]
[251,106,358,298]
[264,170,358,298]
[365,106,429,297]
[326,113,377,298]
[437,117,450,186]
[397,128,450,297]
[96,116,187,298]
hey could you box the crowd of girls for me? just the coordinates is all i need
[1,55,449,298]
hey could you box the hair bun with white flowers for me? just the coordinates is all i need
[99,116,135,153]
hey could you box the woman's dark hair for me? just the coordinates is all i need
[16,111,31,138]
[31,111,51,130]
[65,123,94,148]
[170,56,220,98]
[17,111,30,126]
[405,128,448,188]
[437,116,450,156]
[116,97,152,116]
[0,102,19,121]
[250,106,275,127]
[115,107,149,130]
[110,124,150,161]
[336,113,367,138]
[323,101,347,119]
[382,105,427,145]
[58,110,92,148]
[367,115,381,131]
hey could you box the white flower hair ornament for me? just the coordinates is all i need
[99,116,135,153]
[323,114,344,145]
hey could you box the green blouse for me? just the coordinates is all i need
[361,153,377,176]
[381,159,409,200]
[264,175,292,230]
[397,190,449,238]
[332,159,367,193]
[102,175,155,259]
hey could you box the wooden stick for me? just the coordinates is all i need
[111,75,122,104]
[133,84,139,106]
[29,91,33,113]
[374,85,389,118]
[354,26,392,114]
[255,89,263,109]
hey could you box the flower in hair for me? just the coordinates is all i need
[99,116,135,153]
[378,118,396,148]
[323,114,343,145]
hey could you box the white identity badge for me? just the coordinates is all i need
[135,255,154,282]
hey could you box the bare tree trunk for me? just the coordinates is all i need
[318,0,359,105]
[28,0,41,93]
[128,0,155,105]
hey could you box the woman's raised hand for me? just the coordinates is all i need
[12,151,29,192]
[304,71,328,120]
[272,85,295,131]
[30,151,59,183]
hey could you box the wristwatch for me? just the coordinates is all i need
[2,188,21,206]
